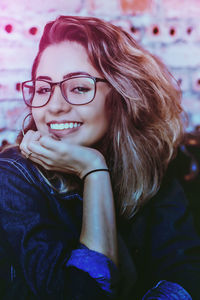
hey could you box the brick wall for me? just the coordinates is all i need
[0,0,200,145]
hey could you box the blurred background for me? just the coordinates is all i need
[0,0,200,146]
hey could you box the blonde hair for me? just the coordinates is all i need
[18,16,184,218]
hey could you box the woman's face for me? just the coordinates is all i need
[32,41,110,147]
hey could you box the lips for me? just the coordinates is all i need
[47,121,83,138]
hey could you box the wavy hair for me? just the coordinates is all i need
[18,16,184,218]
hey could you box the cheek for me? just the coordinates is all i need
[87,101,108,125]
[32,108,44,120]
[32,109,44,129]
[91,104,109,134]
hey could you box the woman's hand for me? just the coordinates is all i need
[19,130,107,179]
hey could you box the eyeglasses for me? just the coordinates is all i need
[22,76,107,107]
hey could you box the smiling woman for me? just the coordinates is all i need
[0,15,200,300]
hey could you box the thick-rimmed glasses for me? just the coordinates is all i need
[22,76,107,107]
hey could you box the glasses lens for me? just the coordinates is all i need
[33,81,51,107]
[22,81,35,106]
[62,77,95,105]
[23,80,51,107]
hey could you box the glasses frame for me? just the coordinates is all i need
[22,75,107,108]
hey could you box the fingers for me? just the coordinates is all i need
[39,135,61,150]
[28,140,53,160]
[38,135,72,157]
[20,130,40,149]
[20,131,63,166]
[25,154,54,170]
[20,130,41,158]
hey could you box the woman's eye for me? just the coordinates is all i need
[72,86,90,93]
[36,87,51,94]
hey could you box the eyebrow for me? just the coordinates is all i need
[36,72,92,81]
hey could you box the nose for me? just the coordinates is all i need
[46,85,72,114]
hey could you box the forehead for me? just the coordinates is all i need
[36,41,100,79]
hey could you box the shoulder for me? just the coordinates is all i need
[0,146,46,187]
[143,176,192,233]
[0,145,32,164]
[120,176,196,250]
[151,176,188,208]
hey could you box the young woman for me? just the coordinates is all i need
[0,15,200,299]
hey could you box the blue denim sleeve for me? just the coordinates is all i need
[66,243,119,297]
[142,280,192,299]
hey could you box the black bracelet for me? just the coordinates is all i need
[82,168,109,181]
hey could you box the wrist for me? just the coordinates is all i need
[82,168,110,181]
[80,150,107,178]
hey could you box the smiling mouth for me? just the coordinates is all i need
[49,122,82,130]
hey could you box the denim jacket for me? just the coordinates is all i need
[0,147,199,299]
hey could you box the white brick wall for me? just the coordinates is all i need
[0,0,200,145]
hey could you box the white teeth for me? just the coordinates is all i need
[50,122,81,130]
[58,124,64,129]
